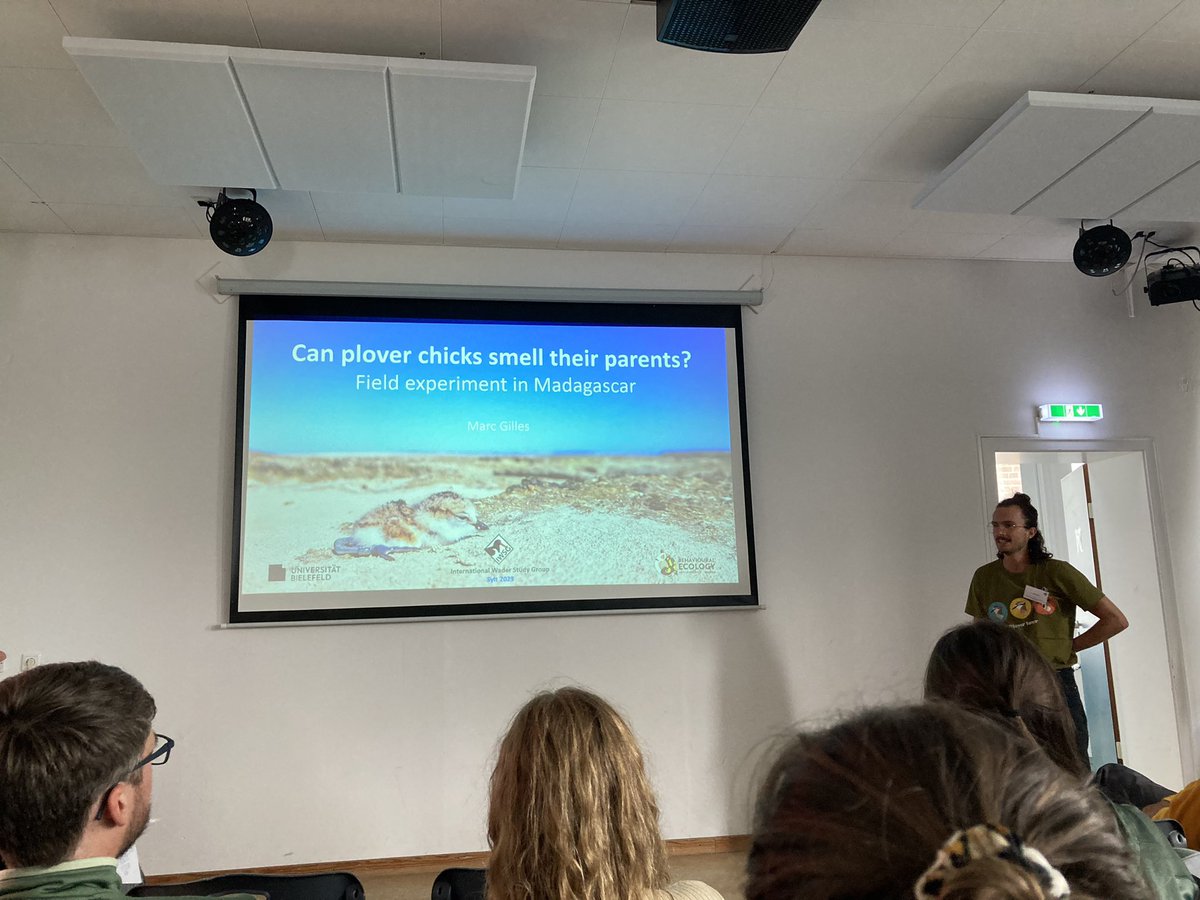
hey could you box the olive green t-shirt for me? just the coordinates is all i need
[965,559,1104,668]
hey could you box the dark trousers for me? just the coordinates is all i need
[1093,762,1174,808]
[1056,666,1091,764]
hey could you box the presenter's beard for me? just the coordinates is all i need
[119,800,152,858]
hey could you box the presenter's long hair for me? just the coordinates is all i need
[924,620,1087,777]
[746,703,1148,900]
[487,687,670,900]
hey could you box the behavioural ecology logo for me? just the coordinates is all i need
[659,551,717,576]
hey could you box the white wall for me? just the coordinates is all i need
[2,234,1197,874]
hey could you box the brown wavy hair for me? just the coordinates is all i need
[746,703,1149,900]
[486,687,670,900]
[924,620,1088,777]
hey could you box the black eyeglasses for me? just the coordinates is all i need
[94,734,174,821]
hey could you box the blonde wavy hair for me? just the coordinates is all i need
[486,687,670,900]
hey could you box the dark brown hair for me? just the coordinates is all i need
[746,703,1148,900]
[996,493,1052,563]
[0,661,156,867]
[924,620,1087,777]
[486,687,670,900]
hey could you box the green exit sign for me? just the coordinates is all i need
[1038,403,1103,422]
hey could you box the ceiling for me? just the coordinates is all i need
[5,0,1200,261]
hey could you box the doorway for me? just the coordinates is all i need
[980,438,1192,788]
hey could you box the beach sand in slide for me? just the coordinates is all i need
[240,452,741,597]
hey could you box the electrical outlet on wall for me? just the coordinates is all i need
[20,654,41,672]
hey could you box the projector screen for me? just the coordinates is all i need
[230,295,757,624]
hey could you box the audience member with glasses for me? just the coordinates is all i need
[0,661,253,900]
[965,492,1128,760]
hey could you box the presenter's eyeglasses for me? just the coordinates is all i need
[990,521,1029,532]
[93,734,174,820]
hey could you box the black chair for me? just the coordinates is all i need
[130,872,364,900]
[431,867,485,900]
[1153,817,1188,850]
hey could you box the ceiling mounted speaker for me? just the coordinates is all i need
[656,0,824,53]
[207,188,273,257]
[1073,222,1131,277]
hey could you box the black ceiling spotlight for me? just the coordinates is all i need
[198,189,273,257]
[1073,221,1132,277]
[656,0,825,53]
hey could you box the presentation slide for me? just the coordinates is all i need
[232,298,756,623]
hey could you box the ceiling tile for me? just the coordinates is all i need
[0,201,71,233]
[1018,218,1083,237]
[981,0,1177,36]
[558,215,677,251]
[441,0,628,98]
[0,160,38,203]
[47,202,201,237]
[311,190,442,218]
[603,4,782,106]
[1083,39,1200,101]
[811,0,1004,29]
[717,107,889,178]
[51,0,260,47]
[0,143,179,205]
[522,96,601,169]
[567,170,707,224]
[442,217,565,249]
[3,0,73,68]
[247,0,441,58]
[582,99,747,173]
[974,232,1077,260]
[906,207,1027,235]
[1143,0,1200,42]
[849,115,992,181]
[683,174,838,228]
[904,29,1132,120]
[757,19,973,118]
[0,68,125,146]
[884,230,1004,257]
[776,225,901,257]
[311,191,443,243]
[799,180,924,231]
[441,167,577,221]
[669,222,793,254]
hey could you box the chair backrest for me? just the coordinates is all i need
[431,867,486,900]
[1154,817,1188,850]
[129,871,365,900]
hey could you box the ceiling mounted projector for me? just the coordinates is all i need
[201,189,273,257]
[1144,254,1200,306]
[1072,222,1131,277]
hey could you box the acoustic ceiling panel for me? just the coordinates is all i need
[63,39,275,188]
[915,93,1148,215]
[62,38,535,199]
[1020,102,1200,220]
[390,60,535,199]
[1118,163,1200,222]
[231,49,396,193]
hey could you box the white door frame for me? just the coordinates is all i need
[978,435,1195,779]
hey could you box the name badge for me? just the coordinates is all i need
[1023,585,1049,605]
